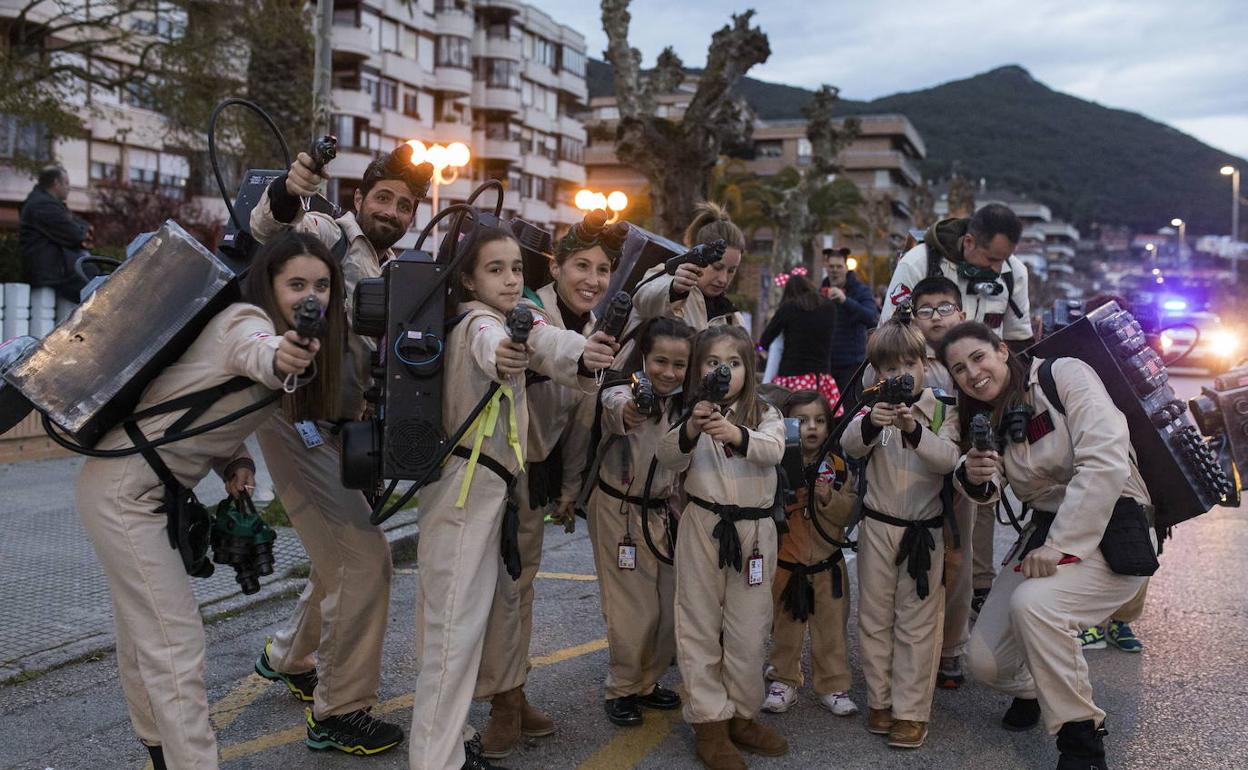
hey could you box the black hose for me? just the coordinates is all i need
[639,456,674,565]
[208,97,292,234]
[465,179,505,217]
[42,390,282,459]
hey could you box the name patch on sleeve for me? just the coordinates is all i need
[1026,410,1056,443]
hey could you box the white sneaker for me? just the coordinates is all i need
[762,681,798,713]
[819,691,859,716]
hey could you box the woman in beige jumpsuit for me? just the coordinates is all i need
[75,232,343,769]
[941,321,1153,770]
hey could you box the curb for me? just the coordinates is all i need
[0,517,420,686]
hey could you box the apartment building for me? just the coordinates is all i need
[0,0,589,246]
[583,80,929,250]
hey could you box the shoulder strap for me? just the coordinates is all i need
[1001,270,1024,319]
[523,286,543,308]
[1037,358,1065,415]
[130,376,257,435]
[929,400,945,433]
[331,231,350,263]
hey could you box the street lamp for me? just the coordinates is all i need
[407,139,470,241]
[1170,218,1186,263]
[1145,242,1157,267]
[1222,165,1241,282]
[574,188,629,222]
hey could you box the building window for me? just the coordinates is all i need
[120,79,159,110]
[754,140,783,158]
[436,35,471,69]
[89,161,120,182]
[558,137,583,164]
[361,10,382,51]
[475,58,519,90]
[529,36,556,68]
[381,19,399,53]
[558,46,586,78]
[401,27,418,59]
[379,78,398,110]
[435,0,465,10]
[403,92,421,118]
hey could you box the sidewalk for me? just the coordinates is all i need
[0,440,419,683]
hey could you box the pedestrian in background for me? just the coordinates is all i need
[759,271,842,408]
[19,166,93,303]
[819,248,879,396]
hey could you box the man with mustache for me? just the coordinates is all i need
[244,147,432,756]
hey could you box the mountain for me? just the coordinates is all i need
[586,60,1245,235]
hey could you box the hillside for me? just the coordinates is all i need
[586,60,1245,234]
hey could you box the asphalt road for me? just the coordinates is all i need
[2,372,1246,770]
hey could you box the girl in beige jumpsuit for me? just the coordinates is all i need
[405,228,617,770]
[657,325,789,770]
[475,214,627,758]
[586,317,695,727]
[942,321,1152,770]
[75,232,342,769]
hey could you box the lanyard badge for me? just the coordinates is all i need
[618,535,637,570]
[747,546,764,586]
[294,420,324,449]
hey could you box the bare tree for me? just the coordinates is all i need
[0,1,177,170]
[947,174,976,218]
[600,0,769,239]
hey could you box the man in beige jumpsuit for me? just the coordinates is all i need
[247,148,431,752]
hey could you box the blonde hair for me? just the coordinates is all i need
[867,319,927,370]
[683,201,746,251]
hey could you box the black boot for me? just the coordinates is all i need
[1055,719,1108,770]
[145,743,168,770]
[1002,697,1041,731]
[605,695,644,726]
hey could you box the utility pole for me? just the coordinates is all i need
[312,0,334,196]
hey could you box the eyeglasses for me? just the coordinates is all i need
[914,302,959,320]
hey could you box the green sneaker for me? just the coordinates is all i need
[255,639,318,702]
[305,706,404,755]
[1079,625,1107,650]
[1107,620,1143,653]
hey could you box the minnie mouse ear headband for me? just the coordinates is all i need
[555,209,629,266]
[773,265,808,288]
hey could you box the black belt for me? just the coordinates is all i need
[777,550,845,622]
[687,494,772,573]
[451,445,515,487]
[1018,509,1057,562]
[451,446,521,581]
[863,506,943,600]
[597,478,667,510]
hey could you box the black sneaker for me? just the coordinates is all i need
[144,743,167,770]
[305,707,404,755]
[1002,697,1042,731]
[605,696,644,726]
[464,734,513,769]
[636,684,681,710]
[255,639,318,702]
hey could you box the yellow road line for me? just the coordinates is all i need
[393,567,597,582]
[211,673,274,731]
[219,636,609,760]
[576,708,681,770]
[536,571,598,582]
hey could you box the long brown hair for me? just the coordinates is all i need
[447,225,519,313]
[936,321,1031,450]
[686,325,768,430]
[779,273,823,313]
[242,231,346,421]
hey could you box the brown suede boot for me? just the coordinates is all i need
[519,688,556,737]
[480,687,524,759]
[728,716,788,757]
[887,719,928,749]
[867,707,894,735]
[692,720,747,770]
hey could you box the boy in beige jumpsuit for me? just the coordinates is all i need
[474,280,596,756]
[77,303,312,769]
[843,321,961,750]
[247,147,430,748]
[952,347,1151,768]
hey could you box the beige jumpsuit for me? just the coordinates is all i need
[76,303,285,769]
[657,400,786,724]
[475,282,595,699]
[615,266,745,365]
[767,457,855,695]
[842,389,961,722]
[963,358,1151,734]
[408,301,591,770]
[586,382,681,699]
[248,190,395,718]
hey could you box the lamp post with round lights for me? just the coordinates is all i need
[406,139,470,242]
[1222,165,1241,281]
[574,188,629,222]
[1170,218,1187,263]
